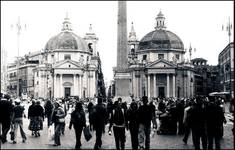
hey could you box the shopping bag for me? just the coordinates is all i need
[83,126,92,141]
[47,125,54,141]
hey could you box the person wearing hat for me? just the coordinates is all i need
[0,94,14,144]
[12,99,27,144]
[137,96,153,150]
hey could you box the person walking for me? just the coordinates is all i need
[69,102,86,149]
[127,100,139,150]
[51,101,65,146]
[176,99,185,135]
[44,99,54,128]
[149,101,157,131]
[0,94,14,144]
[92,97,108,150]
[206,97,226,150]
[87,101,94,131]
[28,99,37,136]
[12,99,27,144]
[182,99,193,144]
[33,100,44,137]
[109,98,128,150]
[137,96,153,150]
[60,99,67,135]
[189,96,207,150]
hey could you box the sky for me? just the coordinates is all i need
[1,1,234,82]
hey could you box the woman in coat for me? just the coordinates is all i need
[69,102,86,149]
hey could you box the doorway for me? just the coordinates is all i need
[64,87,71,98]
[159,87,165,98]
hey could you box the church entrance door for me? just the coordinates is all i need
[159,87,165,98]
[64,87,71,98]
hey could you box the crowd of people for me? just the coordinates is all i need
[0,92,234,150]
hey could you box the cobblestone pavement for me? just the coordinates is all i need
[1,102,234,149]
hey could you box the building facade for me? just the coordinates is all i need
[124,11,195,99]
[1,48,8,93]
[192,58,220,96]
[218,42,234,99]
[6,16,104,99]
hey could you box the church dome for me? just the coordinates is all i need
[45,16,88,51]
[138,29,184,51]
[138,11,184,51]
[45,32,88,51]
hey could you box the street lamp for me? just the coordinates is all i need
[11,16,26,98]
[222,17,232,44]
[187,43,196,98]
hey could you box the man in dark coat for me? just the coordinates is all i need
[138,96,153,150]
[189,96,207,150]
[206,97,226,150]
[92,97,108,150]
[33,100,44,137]
[0,94,14,143]
[127,100,139,150]
[28,100,36,136]
[109,98,128,150]
[44,99,54,127]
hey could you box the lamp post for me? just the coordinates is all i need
[11,16,26,98]
[222,17,232,44]
[187,43,196,98]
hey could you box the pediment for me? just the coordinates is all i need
[146,59,177,69]
[53,60,82,69]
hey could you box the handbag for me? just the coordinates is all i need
[83,126,92,141]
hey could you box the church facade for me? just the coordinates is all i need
[126,11,195,99]
[34,16,100,99]
[7,16,103,99]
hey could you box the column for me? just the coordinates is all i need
[60,74,63,98]
[80,75,83,98]
[148,74,151,98]
[173,74,176,97]
[77,75,80,97]
[153,74,156,97]
[167,74,170,98]
[73,74,76,96]
[53,74,56,98]
[136,76,138,98]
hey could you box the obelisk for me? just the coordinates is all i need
[114,1,131,100]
